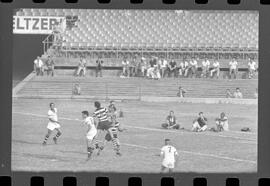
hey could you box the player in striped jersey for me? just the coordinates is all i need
[93,101,121,156]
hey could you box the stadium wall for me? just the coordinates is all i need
[13,34,47,84]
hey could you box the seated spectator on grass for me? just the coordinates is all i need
[254,88,258,99]
[73,83,81,95]
[210,60,220,78]
[229,58,238,79]
[76,56,86,77]
[34,56,44,76]
[226,89,233,98]
[168,59,177,78]
[201,58,210,78]
[161,111,180,129]
[192,112,208,132]
[248,58,257,79]
[215,112,229,132]
[177,86,187,98]
[233,88,243,99]
[45,56,55,77]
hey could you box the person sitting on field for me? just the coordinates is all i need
[233,87,243,99]
[177,86,187,98]
[72,83,81,95]
[226,89,233,98]
[161,111,180,129]
[191,112,208,132]
[215,112,229,132]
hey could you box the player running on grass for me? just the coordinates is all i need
[93,101,121,156]
[160,139,179,173]
[81,110,100,161]
[42,103,62,145]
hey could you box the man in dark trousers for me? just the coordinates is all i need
[96,56,104,77]
[161,111,180,129]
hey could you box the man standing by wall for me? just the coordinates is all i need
[96,56,104,77]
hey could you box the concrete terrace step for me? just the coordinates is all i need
[17,76,258,99]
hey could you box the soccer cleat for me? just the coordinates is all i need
[53,137,57,144]
[116,151,122,156]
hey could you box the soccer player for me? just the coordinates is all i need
[215,112,229,132]
[93,101,121,156]
[42,103,62,145]
[160,139,179,173]
[192,112,208,132]
[81,111,99,160]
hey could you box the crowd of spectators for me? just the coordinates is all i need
[120,56,258,80]
[33,55,55,76]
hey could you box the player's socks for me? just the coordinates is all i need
[43,134,49,145]
[112,138,121,155]
[53,132,62,144]
[87,147,94,160]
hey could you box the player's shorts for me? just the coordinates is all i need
[47,122,61,131]
[162,160,175,169]
[86,129,97,141]
[97,120,113,130]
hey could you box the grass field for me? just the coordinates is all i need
[12,98,257,173]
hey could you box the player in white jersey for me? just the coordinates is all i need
[81,110,99,160]
[43,103,62,145]
[160,139,179,173]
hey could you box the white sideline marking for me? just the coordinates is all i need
[121,143,256,164]
[13,111,257,142]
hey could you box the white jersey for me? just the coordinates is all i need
[229,61,238,69]
[248,61,256,70]
[48,108,58,123]
[161,145,178,168]
[84,116,97,140]
[202,60,210,67]
[213,62,220,68]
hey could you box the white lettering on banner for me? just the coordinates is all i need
[13,16,66,34]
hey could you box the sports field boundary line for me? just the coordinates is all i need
[13,111,257,142]
[120,143,256,164]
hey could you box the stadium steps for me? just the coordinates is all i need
[16,76,258,99]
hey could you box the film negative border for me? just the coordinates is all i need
[1,0,270,186]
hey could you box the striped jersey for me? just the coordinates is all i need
[93,107,109,122]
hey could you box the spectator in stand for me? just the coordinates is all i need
[215,112,229,132]
[76,56,87,77]
[177,86,187,98]
[233,88,243,99]
[226,89,233,98]
[248,58,257,79]
[179,59,189,77]
[34,56,44,76]
[96,56,103,77]
[140,57,147,77]
[45,56,55,77]
[130,56,136,77]
[229,58,238,79]
[189,57,198,78]
[254,88,258,99]
[135,55,141,77]
[72,83,81,95]
[121,56,129,77]
[153,65,161,80]
[161,111,180,129]
[210,59,220,78]
[201,58,210,78]
[159,57,168,78]
[168,59,177,78]
[192,112,208,132]
[147,56,156,79]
